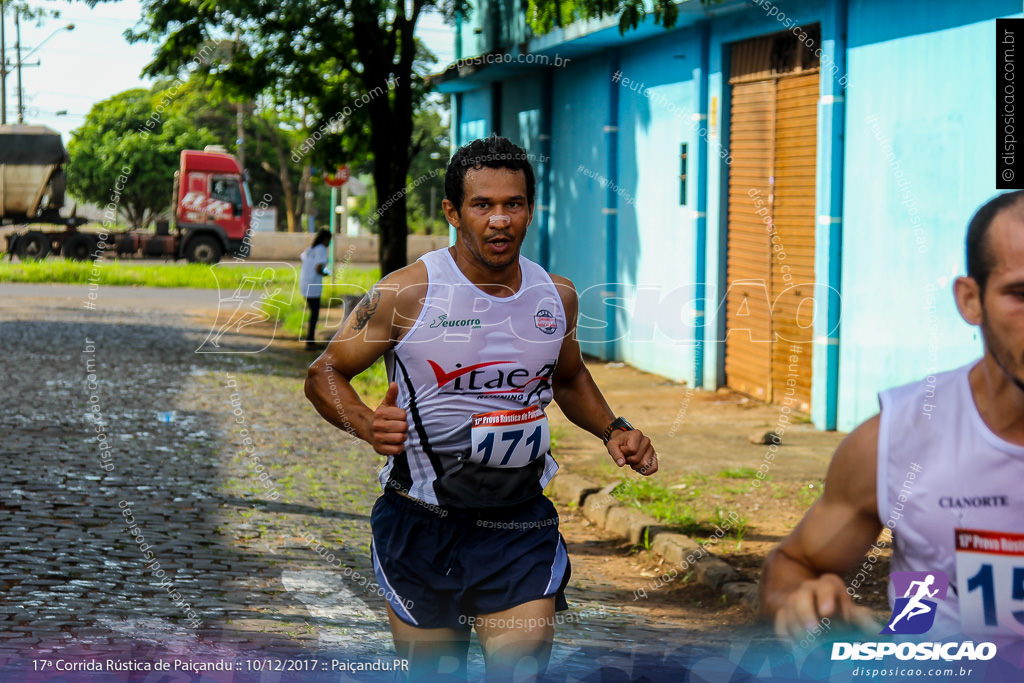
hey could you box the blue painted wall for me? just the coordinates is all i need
[459,88,493,142]
[456,0,528,61]
[614,28,701,382]
[444,0,1023,432]
[837,0,1021,430]
[498,72,547,263]
[701,0,831,417]
[549,54,613,358]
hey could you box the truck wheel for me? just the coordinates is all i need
[184,235,223,264]
[116,234,137,256]
[62,234,96,261]
[17,231,51,260]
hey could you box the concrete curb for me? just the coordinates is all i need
[547,472,760,613]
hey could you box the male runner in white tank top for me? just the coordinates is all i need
[761,192,1024,657]
[305,136,658,682]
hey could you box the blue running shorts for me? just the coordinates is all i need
[370,490,571,629]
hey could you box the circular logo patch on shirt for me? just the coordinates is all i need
[535,309,558,335]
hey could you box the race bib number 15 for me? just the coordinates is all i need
[469,405,550,468]
[955,527,1024,637]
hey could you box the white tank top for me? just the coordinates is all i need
[878,362,1024,642]
[380,248,566,508]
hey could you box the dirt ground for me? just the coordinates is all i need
[283,312,894,634]
[181,306,777,640]
[208,307,893,634]
[0,279,893,672]
[545,360,894,622]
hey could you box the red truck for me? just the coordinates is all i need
[2,125,252,264]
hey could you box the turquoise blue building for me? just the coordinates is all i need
[434,0,1014,431]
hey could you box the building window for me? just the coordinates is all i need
[679,143,688,205]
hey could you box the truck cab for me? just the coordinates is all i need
[175,147,253,263]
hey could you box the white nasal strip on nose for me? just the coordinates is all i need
[489,215,511,226]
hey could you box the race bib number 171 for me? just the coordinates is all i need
[469,405,550,468]
[955,527,1024,637]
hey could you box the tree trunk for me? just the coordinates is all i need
[374,159,408,275]
[255,117,298,232]
[125,203,146,230]
[366,86,414,276]
[349,5,420,274]
[298,163,312,233]
[281,181,297,233]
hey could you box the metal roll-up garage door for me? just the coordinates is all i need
[725,28,820,412]
[770,72,818,411]
[724,79,774,401]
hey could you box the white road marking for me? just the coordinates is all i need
[280,569,393,655]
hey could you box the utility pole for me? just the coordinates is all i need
[340,180,349,237]
[14,6,21,123]
[6,15,73,125]
[231,30,246,173]
[236,101,246,171]
[429,185,436,235]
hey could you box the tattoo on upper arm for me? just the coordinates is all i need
[352,289,381,330]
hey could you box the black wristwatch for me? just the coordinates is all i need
[601,417,633,444]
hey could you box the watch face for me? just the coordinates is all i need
[604,418,632,443]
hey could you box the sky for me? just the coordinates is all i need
[3,0,456,143]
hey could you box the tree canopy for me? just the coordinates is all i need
[93,0,459,274]
[528,0,721,35]
[66,86,218,229]
[75,0,683,265]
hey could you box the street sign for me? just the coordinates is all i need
[324,165,349,187]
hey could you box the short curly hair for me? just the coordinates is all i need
[444,136,536,213]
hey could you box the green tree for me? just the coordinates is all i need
[168,81,321,233]
[66,87,217,229]
[246,105,323,234]
[345,101,446,236]
[404,104,448,235]
[528,0,721,35]
[93,0,458,274]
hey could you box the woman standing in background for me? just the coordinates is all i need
[300,230,331,349]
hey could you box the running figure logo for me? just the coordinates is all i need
[196,263,294,354]
[881,571,950,635]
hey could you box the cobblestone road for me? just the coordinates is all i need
[0,284,787,682]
